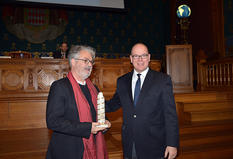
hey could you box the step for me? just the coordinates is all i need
[177,145,233,159]
[187,109,233,122]
[179,120,233,157]
[180,130,233,147]
[180,120,233,135]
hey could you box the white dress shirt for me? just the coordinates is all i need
[131,67,149,100]
[75,79,86,85]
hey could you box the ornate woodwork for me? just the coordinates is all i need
[0,58,161,130]
[0,58,160,97]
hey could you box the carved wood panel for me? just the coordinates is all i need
[0,58,160,98]
[2,69,24,91]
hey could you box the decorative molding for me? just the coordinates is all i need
[0,58,161,98]
[2,70,24,91]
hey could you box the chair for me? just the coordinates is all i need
[9,51,32,58]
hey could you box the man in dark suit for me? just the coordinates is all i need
[106,43,179,159]
[46,45,111,159]
[53,42,69,59]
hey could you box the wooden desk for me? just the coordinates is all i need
[0,58,161,130]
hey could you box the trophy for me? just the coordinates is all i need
[96,92,108,128]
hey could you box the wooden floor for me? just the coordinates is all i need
[0,128,123,159]
[1,122,233,159]
[1,91,233,159]
[177,120,233,159]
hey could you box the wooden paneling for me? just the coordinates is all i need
[0,102,8,129]
[0,100,47,130]
[0,58,160,97]
[8,101,47,130]
[0,58,161,130]
[0,128,50,159]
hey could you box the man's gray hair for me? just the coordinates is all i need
[68,45,96,67]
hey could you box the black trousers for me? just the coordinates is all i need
[124,143,164,159]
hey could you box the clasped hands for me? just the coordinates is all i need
[91,120,111,134]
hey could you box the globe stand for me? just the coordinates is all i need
[178,18,190,44]
[176,4,191,44]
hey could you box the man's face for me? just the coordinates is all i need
[71,50,93,80]
[60,43,68,52]
[130,44,150,73]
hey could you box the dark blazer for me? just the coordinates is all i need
[53,51,69,59]
[46,78,92,159]
[106,69,179,159]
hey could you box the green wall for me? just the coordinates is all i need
[0,1,170,59]
[224,0,233,56]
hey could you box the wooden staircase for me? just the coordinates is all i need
[175,91,233,159]
[178,121,233,159]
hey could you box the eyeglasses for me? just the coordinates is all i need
[74,58,95,65]
[131,54,149,59]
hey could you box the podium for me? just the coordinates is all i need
[166,45,193,93]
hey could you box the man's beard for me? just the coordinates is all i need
[79,66,92,80]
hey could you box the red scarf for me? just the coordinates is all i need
[67,72,108,159]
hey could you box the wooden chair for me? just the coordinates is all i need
[9,51,32,58]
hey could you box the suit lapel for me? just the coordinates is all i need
[126,71,134,105]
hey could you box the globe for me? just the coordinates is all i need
[177,4,191,18]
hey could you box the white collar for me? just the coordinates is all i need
[133,67,149,78]
[76,79,86,85]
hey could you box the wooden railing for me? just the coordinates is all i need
[197,57,233,91]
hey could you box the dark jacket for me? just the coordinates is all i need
[46,78,92,159]
[106,69,179,159]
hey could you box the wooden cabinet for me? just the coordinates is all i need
[166,45,193,93]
